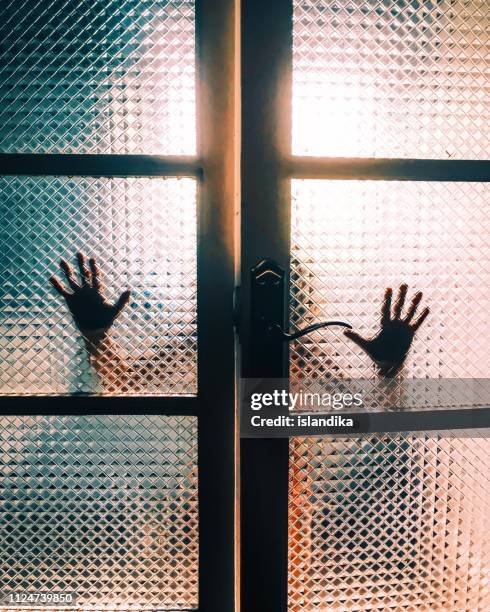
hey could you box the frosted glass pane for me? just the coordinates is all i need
[0,0,195,154]
[289,434,490,611]
[293,0,490,158]
[290,180,490,381]
[0,415,198,611]
[0,177,197,396]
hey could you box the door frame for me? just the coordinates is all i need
[239,1,490,611]
[0,2,238,611]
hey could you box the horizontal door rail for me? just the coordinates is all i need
[0,154,202,177]
[363,407,490,434]
[0,395,199,415]
[288,156,490,182]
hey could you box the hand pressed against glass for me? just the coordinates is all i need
[49,252,132,391]
[49,252,130,340]
[49,255,428,382]
[344,284,430,375]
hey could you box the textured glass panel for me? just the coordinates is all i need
[0,415,198,611]
[289,434,490,611]
[293,0,490,158]
[0,0,195,154]
[0,177,197,396]
[290,180,490,382]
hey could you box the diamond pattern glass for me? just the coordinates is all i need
[0,0,195,154]
[0,415,198,611]
[289,434,490,611]
[0,176,197,396]
[290,180,490,383]
[293,0,490,158]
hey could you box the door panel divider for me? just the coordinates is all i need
[0,153,202,177]
[240,1,293,611]
[289,156,490,181]
[0,395,199,415]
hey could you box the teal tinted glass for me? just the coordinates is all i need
[0,0,196,154]
[0,177,197,396]
[0,415,198,610]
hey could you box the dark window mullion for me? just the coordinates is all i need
[289,156,490,182]
[0,153,202,177]
[0,395,199,415]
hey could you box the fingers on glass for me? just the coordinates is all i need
[49,275,69,298]
[381,287,393,323]
[393,283,408,319]
[57,253,101,291]
[404,291,423,323]
[412,306,430,331]
[89,257,101,291]
[76,251,91,286]
[113,290,131,317]
[60,259,79,291]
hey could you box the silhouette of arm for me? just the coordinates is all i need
[49,252,132,391]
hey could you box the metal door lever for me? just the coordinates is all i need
[267,320,352,341]
[250,259,352,373]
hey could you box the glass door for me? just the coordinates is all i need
[0,1,237,611]
[240,0,490,610]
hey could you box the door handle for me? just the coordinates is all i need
[267,320,352,341]
[250,258,352,347]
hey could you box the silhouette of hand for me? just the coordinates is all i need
[344,284,429,374]
[49,252,130,338]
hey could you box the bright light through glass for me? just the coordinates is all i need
[290,179,490,381]
[293,0,490,158]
